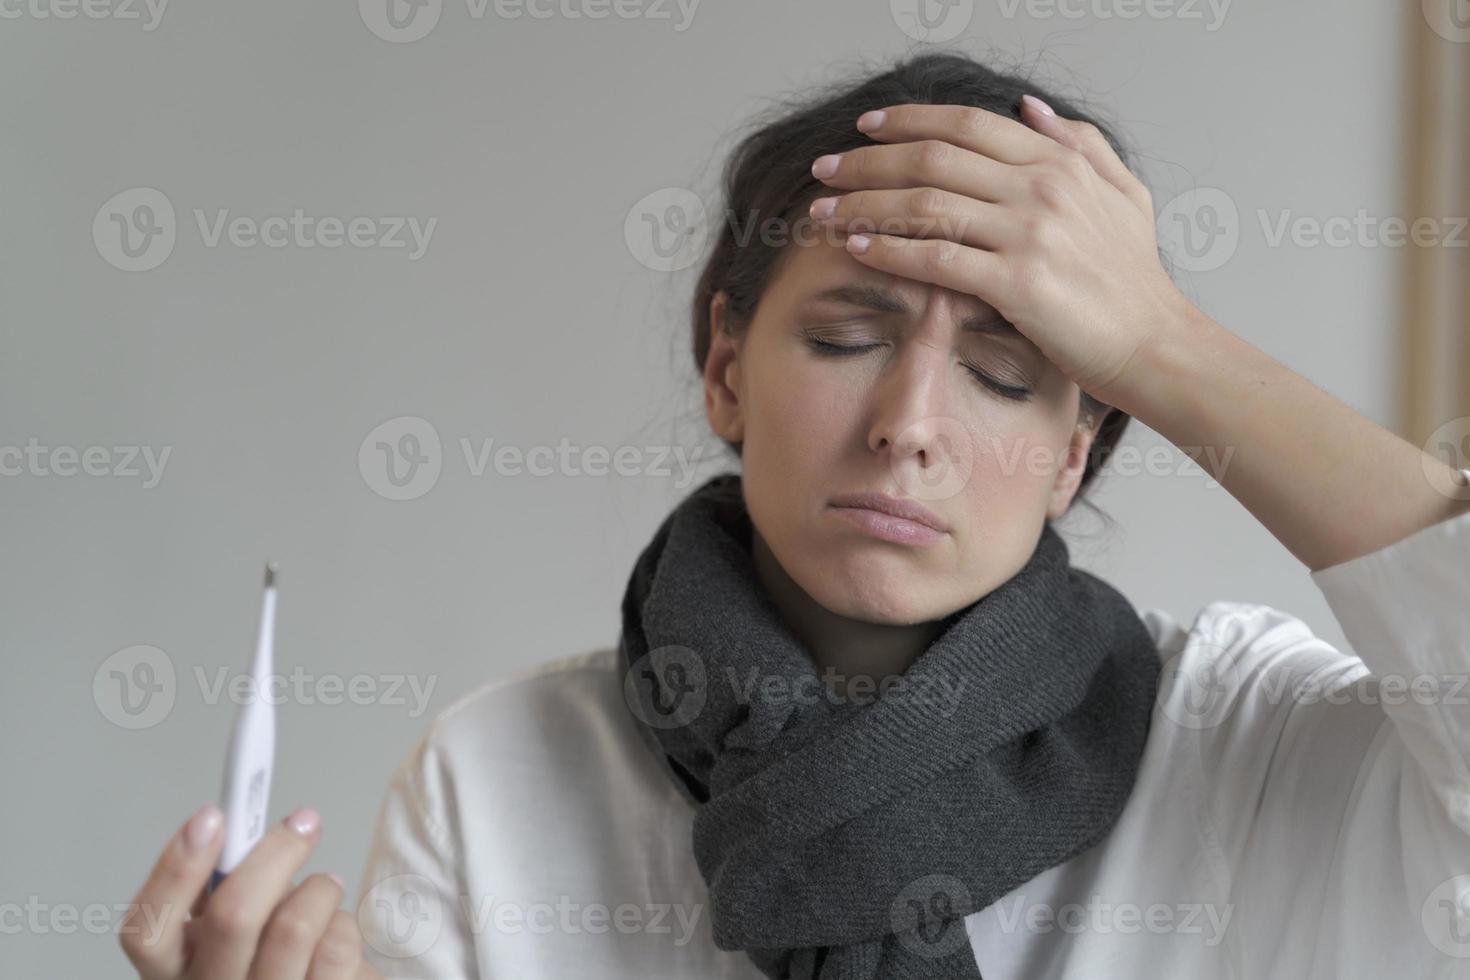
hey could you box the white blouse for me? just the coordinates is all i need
[353,508,1470,979]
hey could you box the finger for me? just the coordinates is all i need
[1018,94,1152,213]
[841,232,1011,314]
[190,807,323,980]
[809,187,1018,251]
[813,140,1023,205]
[247,874,344,980]
[305,909,366,980]
[191,881,210,920]
[119,804,226,980]
[854,102,1057,166]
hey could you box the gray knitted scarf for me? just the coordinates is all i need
[617,472,1161,979]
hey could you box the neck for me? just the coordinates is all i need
[749,528,946,698]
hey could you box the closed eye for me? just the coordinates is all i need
[803,337,1032,402]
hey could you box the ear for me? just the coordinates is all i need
[704,290,745,445]
[1045,409,1101,521]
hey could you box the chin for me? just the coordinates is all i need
[807,563,935,625]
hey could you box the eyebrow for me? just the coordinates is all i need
[802,283,1025,339]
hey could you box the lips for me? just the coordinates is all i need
[827,490,949,533]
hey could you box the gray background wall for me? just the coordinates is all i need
[1,0,1409,974]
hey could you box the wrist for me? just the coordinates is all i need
[1101,296,1223,427]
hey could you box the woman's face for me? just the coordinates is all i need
[704,232,1100,627]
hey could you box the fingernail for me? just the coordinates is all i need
[811,155,840,179]
[856,110,885,132]
[846,234,871,254]
[1022,94,1055,117]
[809,196,837,220]
[286,806,320,836]
[328,872,346,889]
[185,804,223,852]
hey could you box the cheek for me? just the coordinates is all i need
[944,418,1065,578]
[957,415,1068,508]
[744,354,848,460]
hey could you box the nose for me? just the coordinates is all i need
[865,333,957,470]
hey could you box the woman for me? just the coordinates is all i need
[122,51,1470,980]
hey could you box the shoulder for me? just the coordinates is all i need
[436,646,621,720]
[1140,598,1361,672]
[1138,597,1335,656]
[1137,598,1373,742]
[385,645,676,816]
[420,645,625,753]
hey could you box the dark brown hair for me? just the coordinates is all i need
[690,50,1159,517]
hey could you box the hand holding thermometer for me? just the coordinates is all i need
[208,561,278,894]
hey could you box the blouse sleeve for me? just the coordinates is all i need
[1310,508,1470,835]
[1179,507,1470,974]
[353,728,481,980]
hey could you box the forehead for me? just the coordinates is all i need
[768,233,1027,343]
